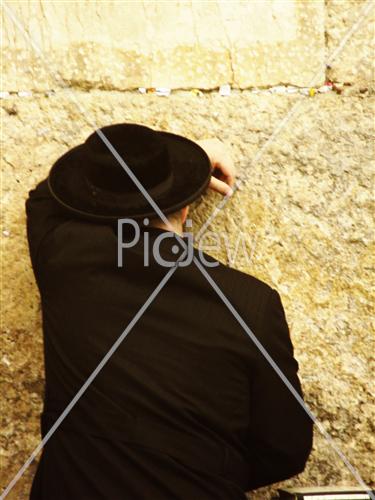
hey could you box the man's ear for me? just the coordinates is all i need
[181,206,189,224]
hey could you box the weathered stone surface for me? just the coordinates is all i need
[1,90,374,498]
[2,0,325,91]
[326,0,375,89]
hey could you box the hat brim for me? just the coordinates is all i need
[47,131,212,222]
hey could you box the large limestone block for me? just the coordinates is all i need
[1,90,374,498]
[326,0,375,89]
[2,0,325,91]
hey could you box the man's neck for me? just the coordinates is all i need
[148,220,183,236]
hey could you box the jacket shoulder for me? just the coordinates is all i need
[192,247,274,328]
[195,247,273,296]
[218,261,272,293]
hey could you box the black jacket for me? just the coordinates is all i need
[26,178,313,500]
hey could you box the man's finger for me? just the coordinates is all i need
[209,176,234,197]
[212,164,236,188]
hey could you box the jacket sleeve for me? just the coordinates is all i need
[25,177,71,284]
[245,287,313,490]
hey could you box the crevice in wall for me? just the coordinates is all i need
[324,0,330,86]
[3,82,372,100]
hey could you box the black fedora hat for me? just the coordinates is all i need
[47,123,212,222]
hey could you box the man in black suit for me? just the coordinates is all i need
[26,124,313,499]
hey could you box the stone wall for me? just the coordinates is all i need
[2,0,326,90]
[1,1,374,499]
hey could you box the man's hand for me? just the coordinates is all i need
[195,138,236,197]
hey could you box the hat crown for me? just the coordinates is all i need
[85,124,171,193]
